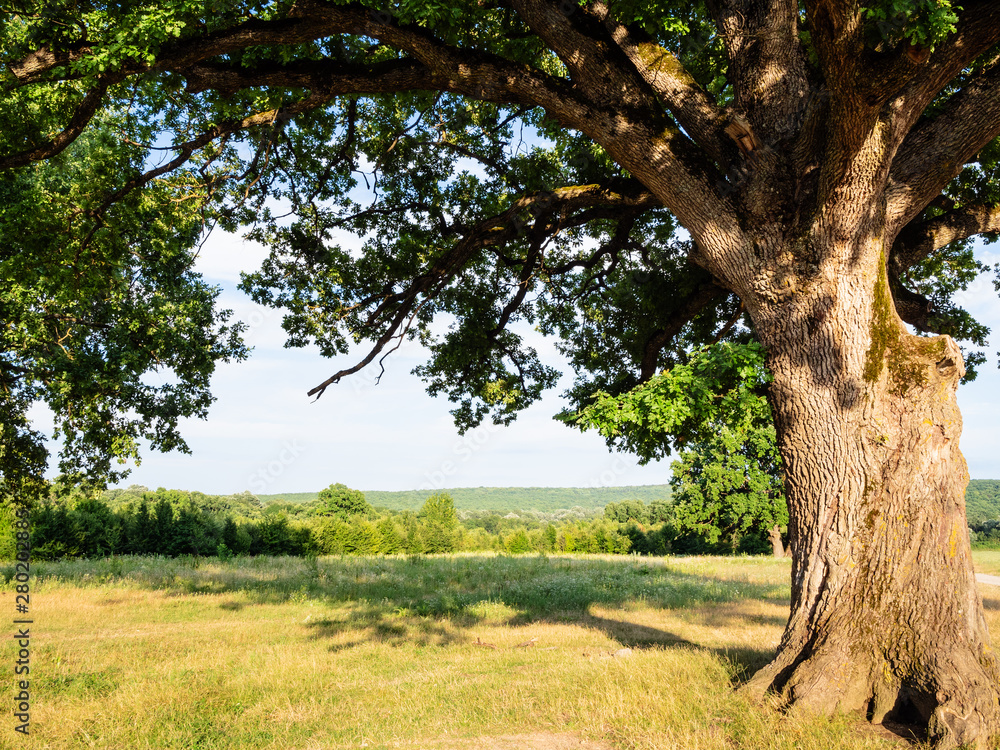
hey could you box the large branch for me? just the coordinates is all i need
[591,2,730,166]
[7,0,744,266]
[859,0,1000,193]
[0,78,112,170]
[181,57,439,95]
[509,0,659,112]
[865,0,1000,117]
[886,54,1000,235]
[6,3,583,165]
[802,0,865,96]
[502,0,742,268]
[891,203,1000,272]
[707,0,810,130]
[887,202,1000,332]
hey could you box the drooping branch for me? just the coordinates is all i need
[306,182,661,399]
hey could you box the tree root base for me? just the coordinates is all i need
[740,645,1000,749]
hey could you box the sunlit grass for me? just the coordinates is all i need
[972,548,1000,576]
[3,553,988,748]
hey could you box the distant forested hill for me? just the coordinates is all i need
[256,481,1000,518]
[257,485,673,513]
[967,480,1000,526]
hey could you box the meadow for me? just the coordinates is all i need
[3,552,1000,749]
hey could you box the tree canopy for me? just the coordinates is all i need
[3,0,996,502]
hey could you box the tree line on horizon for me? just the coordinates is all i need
[2,481,774,560]
[3,479,1000,562]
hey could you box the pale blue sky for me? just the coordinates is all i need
[90,233,999,496]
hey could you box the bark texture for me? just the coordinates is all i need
[738,239,1000,748]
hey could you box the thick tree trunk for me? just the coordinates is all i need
[768,524,784,558]
[739,237,1000,748]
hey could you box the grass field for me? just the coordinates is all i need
[3,552,999,749]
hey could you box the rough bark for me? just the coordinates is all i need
[736,234,1000,748]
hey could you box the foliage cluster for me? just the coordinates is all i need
[0,120,247,504]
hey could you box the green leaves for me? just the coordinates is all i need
[565,342,773,464]
[862,0,961,51]
[568,342,785,552]
[316,483,371,519]
[0,113,247,503]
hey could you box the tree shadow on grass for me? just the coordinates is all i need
[979,590,1000,611]
[577,611,777,684]
[262,555,790,681]
[46,553,790,673]
[304,604,470,650]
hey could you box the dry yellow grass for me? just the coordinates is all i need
[1,553,997,749]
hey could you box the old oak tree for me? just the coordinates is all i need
[3,0,1000,745]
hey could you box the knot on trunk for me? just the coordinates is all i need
[935,356,957,376]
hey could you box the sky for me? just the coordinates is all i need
[66,229,994,497]
[98,228,678,495]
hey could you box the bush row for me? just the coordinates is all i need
[0,487,781,560]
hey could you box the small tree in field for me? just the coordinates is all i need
[670,423,787,553]
[577,342,787,552]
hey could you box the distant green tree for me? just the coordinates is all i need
[71,498,121,557]
[30,502,75,559]
[375,517,404,555]
[504,528,532,554]
[171,502,217,556]
[123,500,154,555]
[219,517,252,556]
[256,513,296,556]
[671,424,787,553]
[418,493,459,553]
[576,342,787,553]
[316,483,371,520]
[543,524,557,552]
[647,500,673,525]
[152,498,176,554]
